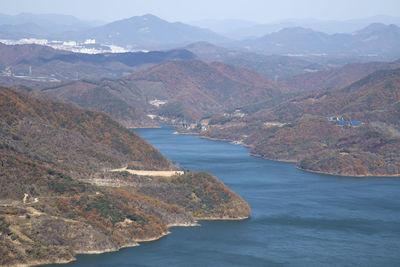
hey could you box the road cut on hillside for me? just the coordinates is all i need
[110,167,184,177]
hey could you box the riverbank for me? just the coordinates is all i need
[27,233,166,267]
[174,130,400,178]
[28,216,248,267]
[249,152,296,163]
[296,166,400,178]
[197,216,250,221]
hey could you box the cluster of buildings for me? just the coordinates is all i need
[222,108,246,119]
[0,38,129,54]
[326,116,362,126]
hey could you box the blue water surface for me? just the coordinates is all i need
[45,126,400,267]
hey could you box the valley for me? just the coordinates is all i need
[1,9,400,266]
[2,36,399,178]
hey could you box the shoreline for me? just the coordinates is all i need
[174,130,400,178]
[296,166,400,178]
[197,216,250,221]
[248,152,297,163]
[27,232,170,267]
[27,258,76,267]
[133,231,170,243]
[25,216,247,267]
[167,222,200,227]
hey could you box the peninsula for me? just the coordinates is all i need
[0,87,250,266]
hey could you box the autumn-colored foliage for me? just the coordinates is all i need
[200,68,400,177]
[0,86,172,171]
[0,86,250,266]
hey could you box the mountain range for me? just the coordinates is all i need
[0,14,228,50]
[184,42,328,79]
[279,59,400,92]
[0,43,196,84]
[41,59,283,126]
[2,13,400,61]
[0,12,103,33]
[1,13,400,177]
[233,23,400,60]
[194,15,400,39]
[2,10,400,266]
[63,14,228,50]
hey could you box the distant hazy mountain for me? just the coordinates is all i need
[0,13,101,33]
[0,23,49,39]
[279,59,400,92]
[225,15,400,39]
[232,23,400,60]
[184,42,327,79]
[188,19,258,35]
[65,14,229,50]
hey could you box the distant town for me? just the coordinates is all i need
[0,38,146,54]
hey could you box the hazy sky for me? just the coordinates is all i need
[1,0,400,23]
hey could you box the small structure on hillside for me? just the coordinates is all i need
[233,109,246,118]
[23,193,29,204]
[149,99,168,107]
[326,116,343,122]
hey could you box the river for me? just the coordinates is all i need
[46,126,400,266]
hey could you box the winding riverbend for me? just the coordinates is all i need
[44,125,400,267]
